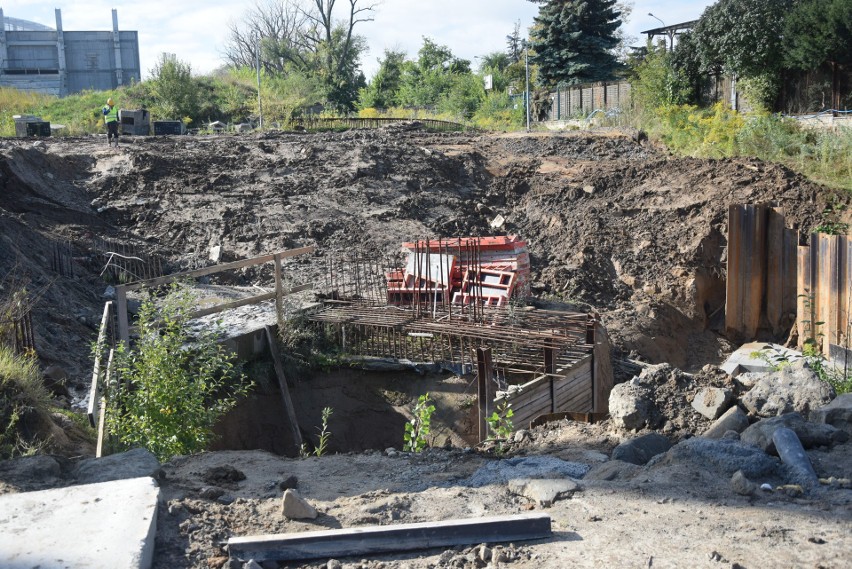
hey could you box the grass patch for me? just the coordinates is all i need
[0,346,53,458]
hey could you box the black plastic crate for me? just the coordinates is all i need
[153,121,184,135]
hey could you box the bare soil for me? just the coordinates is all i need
[0,126,850,568]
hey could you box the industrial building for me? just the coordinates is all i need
[0,8,140,96]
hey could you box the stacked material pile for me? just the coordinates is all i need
[388,236,530,307]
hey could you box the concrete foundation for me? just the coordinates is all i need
[0,476,159,569]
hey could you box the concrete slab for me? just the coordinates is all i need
[721,342,802,376]
[0,476,159,569]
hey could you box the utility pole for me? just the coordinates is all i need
[255,33,263,129]
[524,42,530,132]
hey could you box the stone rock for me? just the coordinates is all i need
[279,475,299,490]
[0,455,62,485]
[74,447,160,485]
[691,387,734,420]
[740,361,835,419]
[702,406,750,439]
[281,489,318,519]
[611,433,672,465]
[731,470,756,496]
[583,460,641,481]
[740,413,848,454]
[811,393,852,435]
[609,382,653,430]
[327,560,342,569]
[650,438,781,479]
[513,430,531,444]
[243,560,262,569]
[507,478,580,507]
[478,545,492,563]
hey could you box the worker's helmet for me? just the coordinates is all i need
[107,98,114,107]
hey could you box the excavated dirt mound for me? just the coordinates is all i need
[2,128,845,388]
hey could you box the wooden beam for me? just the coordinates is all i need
[116,285,130,346]
[228,513,552,563]
[265,326,302,451]
[95,348,114,458]
[87,301,113,427]
[477,347,493,442]
[124,246,316,291]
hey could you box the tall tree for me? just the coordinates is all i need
[784,0,852,109]
[223,0,376,109]
[506,20,523,63]
[358,49,406,109]
[150,53,200,120]
[527,0,622,86]
[690,0,791,78]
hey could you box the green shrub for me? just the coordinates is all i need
[106,282,251,461]
[403,393,436,452]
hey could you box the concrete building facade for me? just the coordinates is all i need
[0,8,140,96]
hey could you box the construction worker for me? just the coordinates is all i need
[102,97,119,147]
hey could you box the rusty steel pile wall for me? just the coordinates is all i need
[725,204,852,359]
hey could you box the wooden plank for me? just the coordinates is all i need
[265,326,303,450]
[228,513,551,563]
[274,253,283,327]
[501,383,552,409]
[544,339,556,413]
[725,205,742,336]
[818,234,831,356]
[95,348,114,458]
[87,301,113,427]
[116,285,130,346]
[766,208,785,333]
[124,246,316,291]
[477,347,494,442]
[186,284,313,320]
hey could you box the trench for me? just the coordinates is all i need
[210,364,480,457]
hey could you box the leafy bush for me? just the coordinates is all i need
[403,393,436,452]
[106,283,251,461]
[0,346,52,458]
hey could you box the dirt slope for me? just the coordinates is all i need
[1,126,843,386]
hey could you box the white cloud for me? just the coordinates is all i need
[1,1,716,81]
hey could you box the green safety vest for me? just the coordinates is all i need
[103,105,119,123]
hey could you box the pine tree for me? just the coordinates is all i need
[528,0,622,86]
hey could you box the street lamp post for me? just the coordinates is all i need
[648,13,673,51]
[255,32,263,130]
[524,42,530,132]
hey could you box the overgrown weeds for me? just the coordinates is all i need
[621,102,852,190]
[0,346,52,459]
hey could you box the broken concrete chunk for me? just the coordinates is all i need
[811,393,852,435]
[740,361,835,419]
[691,387,734,420]
[611,433,672,465]
[772,427,818,487]
[740,413,848,454]
[508,478,580,507]
[584,460,641,482]
[608,382,653,431]
[703,406,750,439]
[74,447,160,485]
[731,470,757,496]
[650,438,780,479]
[281,489,318,519]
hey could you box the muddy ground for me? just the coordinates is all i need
[1,126,850,567]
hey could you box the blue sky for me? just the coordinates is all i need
[1,1,716,79]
